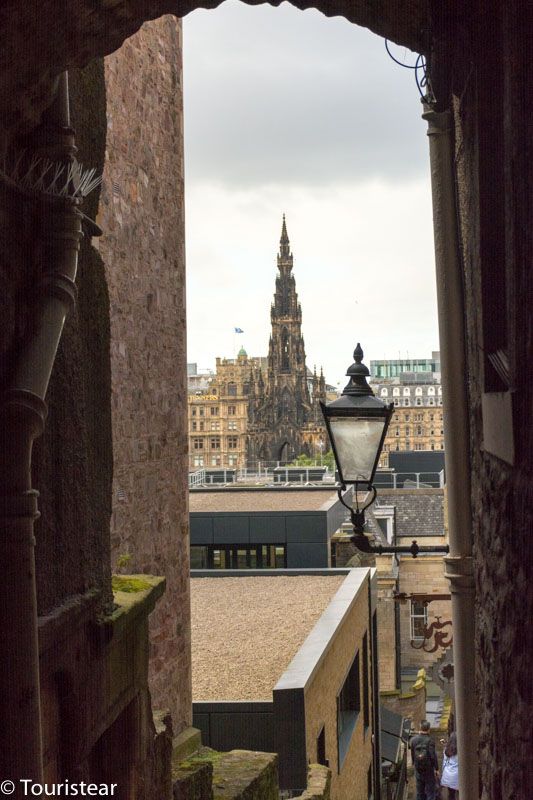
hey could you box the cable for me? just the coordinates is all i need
[385,40,431,100]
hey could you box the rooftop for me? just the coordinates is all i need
[189,488,346,514]
[191,574,346,701]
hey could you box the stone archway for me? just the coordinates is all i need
[0,0,430,142]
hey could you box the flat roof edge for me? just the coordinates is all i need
[274,568,372,694]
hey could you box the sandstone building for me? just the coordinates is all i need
[187,349,265,471]
[248,217,327,463]
[370,355,444,467]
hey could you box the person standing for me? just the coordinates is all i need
[410,720,439,800]
[440,731,459,799]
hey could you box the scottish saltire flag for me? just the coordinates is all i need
[234,327,244,333]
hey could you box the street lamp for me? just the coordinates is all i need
[320,343,449,558]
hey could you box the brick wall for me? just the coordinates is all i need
[97,16,191,732]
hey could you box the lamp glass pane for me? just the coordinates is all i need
[329,416,385,482]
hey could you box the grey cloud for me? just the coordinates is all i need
[183,0,428,187]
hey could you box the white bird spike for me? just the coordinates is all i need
[0,150,102,199]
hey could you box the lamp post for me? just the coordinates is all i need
[320,343,449,558]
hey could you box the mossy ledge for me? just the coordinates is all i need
[112,575,153,593]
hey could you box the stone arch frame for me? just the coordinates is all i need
[0,0,430,142]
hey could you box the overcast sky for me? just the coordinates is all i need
[183,0,439,386]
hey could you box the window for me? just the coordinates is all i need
[417,425,423,435]
[317,726,327,767]
[416,398,422,406]
[193,438,203,450]
[395,427,400,437]
[405,413,410,421]
[211,455,221,466]
[394,398,399,406]
[380,388,388,397]
[428,386,435,395]
[428,398,435,406]
[338,652,360,769]
[403,387,410,396]
[228,405,236,415]
[393,388,400,397]
[210,406,219,416]
[193,456,204,467]
[362,632,370,730]
[228,382,237,397]
[403,398,410,406]
[438,386,442,395]
[243,383,250,395]
[430,414,434,421]
[228,455,237,466]
[228,436,238,449]
[199,407,204,417]
[210,437,221,450]
[190,546,208,569]
[199,421,204,431]
[415,387,423,396]
[410,601,428,641]
[211,421,220,431]
[191,407,197,416]
[405,426,410,436]
[228,420,237,431]
[191,421,197,431]
[405,440,411,450]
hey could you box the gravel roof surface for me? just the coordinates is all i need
[191,575,345,701]
[189,490,339,513]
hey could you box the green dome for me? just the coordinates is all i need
[237,346,247,357]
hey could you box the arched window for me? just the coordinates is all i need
[428,386,435,395]
[393,388,400,397]
[415,387,423,396]
[381,388,388,397]
[228,382,237,397]
[242,382,250,395]
[403,387,411,396]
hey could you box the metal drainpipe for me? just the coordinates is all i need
[0,72,82,782]
[422,105,479,800]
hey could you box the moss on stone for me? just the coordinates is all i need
[112,575,152,593]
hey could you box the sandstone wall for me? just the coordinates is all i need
[397,556,451,671]
[303,577,373,800]
[97,16,190,732]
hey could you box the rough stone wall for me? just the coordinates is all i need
[97,16,191,732]
[439,2,533,796]
[32,60,114,616]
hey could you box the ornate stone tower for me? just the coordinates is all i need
[248,216,326,463]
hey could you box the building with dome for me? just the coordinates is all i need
[188,348,268,471]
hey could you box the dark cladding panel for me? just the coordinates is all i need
[286,515,325,543]
[213,515,250,543]
[190,515,213,544]
[286,542,329,568]
[274,688,306,793]
[249,515,286,543]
